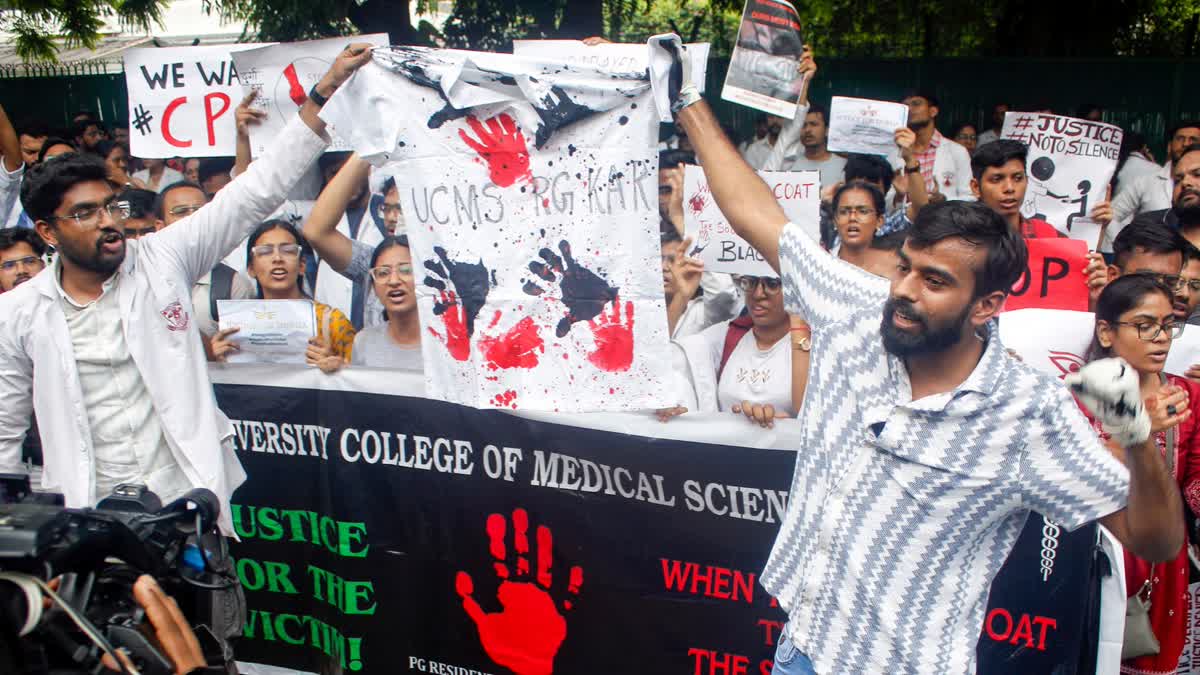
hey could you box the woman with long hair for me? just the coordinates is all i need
[351,236,423,370]
[1084,274,1199,675]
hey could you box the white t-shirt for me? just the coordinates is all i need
[716,329,793,414]
[132,167,184,193]
[786,154,847,191]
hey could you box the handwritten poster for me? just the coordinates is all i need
[683,166,819,276]
[320,46,671,412]
[1004,238,1090,312]
[123,44,267,158]
[1001,112,1123,237]
[827,96,909,157]
[233,34,389,157]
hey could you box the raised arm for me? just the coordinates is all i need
[0,103,21,173]
[303,154,370,273]
[761,49,814,172]
[233,93,265,177]
[0,319,33,474]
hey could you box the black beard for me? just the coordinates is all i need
[908,118,932,131]
[1175,196,1200,226]
[59,229,125,277]
[880,297,972,357]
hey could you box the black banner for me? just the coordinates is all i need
[214,370,1103,674]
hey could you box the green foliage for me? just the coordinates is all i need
[610,0,742,54]
[203,0,357,42]
[0,0,169,61]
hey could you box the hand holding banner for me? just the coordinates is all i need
[1005,238,1090,312]
[827,96,909,157]
[217,299,316,364]
[721,0,807,118]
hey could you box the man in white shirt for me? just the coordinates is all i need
[0,104,25,231]
[742,115,783,169]
[0,44,372,530]
[1112,120,1200,237]
[132,158,185,193]
[903,90,973,200]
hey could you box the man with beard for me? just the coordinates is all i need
[657,37,1182,674]
[903,90,973,200]
[0,227,45,292]
[1113,120,1200,233]
[779,105,845,189]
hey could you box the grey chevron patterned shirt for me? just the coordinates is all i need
[761,223,1130,675]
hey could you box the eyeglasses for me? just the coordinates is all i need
[377,203,402,218]
[124,225,158,238]
[1112,321,1185,341]
[168,204,204,217]
[50,201,128,229]
[0,256,42,272]
[250,243,302,258]
[1148,274,1187,291]
[1181,277,1200,293]
[835,206,876,219]
[733,275,782,294]
[956,134,978,142]
[369,263,414,280]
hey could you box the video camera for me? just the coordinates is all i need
[0,475,233,675]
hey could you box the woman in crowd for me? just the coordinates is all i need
[95,140,147,191]
[351,236,423,370]
[830,180,887,273]
[132,157,184,193]
[212,219,355,372]
[1082,274,1200,675]
[951,121,979,154]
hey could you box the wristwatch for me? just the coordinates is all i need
[904,164,921,174]
[307,84,330,107]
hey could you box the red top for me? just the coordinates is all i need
[1021,217,1066,239]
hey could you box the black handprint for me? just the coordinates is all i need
[522,240,618,338]
[423,246,495,338]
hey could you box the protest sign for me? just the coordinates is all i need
[1165,326,1200,377]
[827,96,909,157]
[1001,112,1123,236]
[722,0,807,118]
[210,364,1107,675]
[217,299,315,364]
[998,308,1094,378]
[513,39,710,93]
[233,34,389,157]
[124,44,266,158]
[683,166,819,276]
[1005,238,1090,312]
[320,46,671,412]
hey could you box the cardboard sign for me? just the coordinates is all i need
[683,166,819,276]
[1001,112,1123,237]
[997,308,1094,379]
[233,34,389,157]
[827,96,908,157]
[722,0,807,118]
[124,44,267,158]
[1005,238,1090,312]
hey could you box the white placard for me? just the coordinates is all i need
[997,308,1095,379]
[234,34,390,157]
[1001,112,1123,237]
[827,96,909,157]
[1166,325,1200,377]
[123,44,268,158]
[513,39,710,93]
[721,0,807,118]
[683,166,819,276]
[218,299,315,364]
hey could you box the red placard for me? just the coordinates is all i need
[1004,238,1090,312]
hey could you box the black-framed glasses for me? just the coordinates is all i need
[377,203,402,218]
[369,263,414,280]
[835,206,876,219]
[1112,321,1185,341]
[250,243,302,258]
[1181,276,1200,293]
[733,275,782,295]
[0,256,42,271]
[50,201,128,229]
[168,204,204,217]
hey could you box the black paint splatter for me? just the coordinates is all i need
[532,86,598,149]
[618,115,629,125]
[422,246,494,336]
[523,240,618,337]
[567,144,578,156]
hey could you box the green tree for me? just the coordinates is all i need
[0,0,167,61]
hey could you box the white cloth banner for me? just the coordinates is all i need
[683,166,819,276]
[123,44,267,158]
[233,34,389,157]
[1001,112,1123,236]
[512,39,710,93]
[320,46,671,412]
[218,299,315,364]
[827,96,909,157]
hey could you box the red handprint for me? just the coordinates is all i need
[282,63,307,106]
[458,114,534,188]
[428,290,471,361]
[478,310,545,371]
[587,295,635,372]
[456,509,583,675]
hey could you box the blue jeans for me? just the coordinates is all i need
[772,629,817,675]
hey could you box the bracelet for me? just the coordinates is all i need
[904,165,921,174]
[308,84,330,107]
[793,336,811,352]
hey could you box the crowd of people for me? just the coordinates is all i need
[0,33,1198,675]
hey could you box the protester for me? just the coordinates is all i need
[350,236,423,370]
[0,227,45,291]
[860,229,905,279]
[1082,273,1200,675]
[1113,120,1200,231]
[72,118,103,154]
[903,90,973,199]
[111,122,130,148]
[133,157,184,193]
[116,187,158,239]
[828,180,886,270]
[198,157,234,199]
[1138,143,1200,233]
[37,137,75,163]
[1106,219,1190,322]
[739,114,769,155]
[661,44,1183,673]
[780,104,846,187]
[94,140,146,191]
[657,149,693,235]
[0,104,24,232]
[818,136,927,249]
[741,115,782,169]
[661,229,741,339]
[950,121,979,154]
[214,219,355,370]
[977,101,1008,146]
[376,176,404,235]
[16,119,49,167]
[184,157,201,184]
[1116,130,1160,187]
[1182,244,1200,326]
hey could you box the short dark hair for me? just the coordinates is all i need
[0,227,46,257]
[971,139,1028,181]
[870,230,907,252]
[661,228,682,245]
[1087,274,1174,361]
[1168,120,1200,143]
[17,119,51,139]
[117,188,158,220]
[905,200,1027,298]
[72,118,101,139]
[1185,241,1200,265]
[659,148,696,168]
[844,154,893,194]
[805,104,828,126]
[382,176,397,195]
[902,89,939,107]
[19,152,108,223]
[1176,142,1200,167]
[832,179,886,217]
[317,151,353,176]
[197,157,235,186]
[949,121,977,139]
[37,137,75,163]
[153,180,206,219]
[93,140,120,161]
[369,235,411,268]
[246,219,313,296]
[1113,217,1188,269]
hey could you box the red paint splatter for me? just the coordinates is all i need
[587,295,635,372]
[478,311,544,371]
[688,193,707,213]
[427,291,471,361]
[282,63,307,107]
[542,198,550,208]
[458,113,533,188]
[492,390,518,408]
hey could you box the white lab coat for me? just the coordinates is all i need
[927,135,974,201]
[0,115,328,534]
